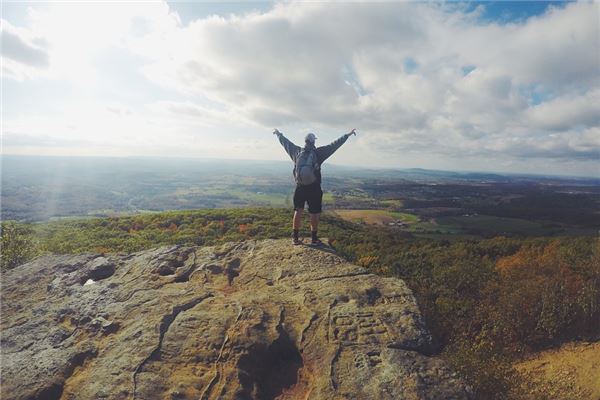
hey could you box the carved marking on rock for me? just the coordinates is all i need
[329,312,390,345]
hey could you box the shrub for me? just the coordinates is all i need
[1,221,35,271]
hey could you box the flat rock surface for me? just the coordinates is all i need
[1,239,471,400]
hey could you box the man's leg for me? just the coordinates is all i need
[310,213,321,242]
[292,187,305,244]
[293,208,303,230]
[292,209,303,243]
[310,213,319,232]
[308,185,323,244]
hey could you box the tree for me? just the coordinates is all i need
[1,222,35,271]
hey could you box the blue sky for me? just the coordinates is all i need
[3,1,570,29]
[2,1,598,176]
[464,1,571,22]
[167,1,570,25]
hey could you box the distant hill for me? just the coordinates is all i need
[2,155,599,222]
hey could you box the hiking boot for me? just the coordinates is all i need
[292,238,304,245]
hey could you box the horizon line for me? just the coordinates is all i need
[3,153,598,180]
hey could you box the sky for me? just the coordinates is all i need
[1,1,599,176]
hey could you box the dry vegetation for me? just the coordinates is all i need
[2,208,598,399]
[515,341,600,400]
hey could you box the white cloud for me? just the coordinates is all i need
[1,19,50,80]
[147,100,244,128]
[526,89,600,131]
[135,1,599,164]
[2,1,599,175]
[4,2,181,85]
[1,21,49,67]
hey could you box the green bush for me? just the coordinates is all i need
[445,332,520,400]
[1,221,36,271]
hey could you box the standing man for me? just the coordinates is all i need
[274,128,357,245]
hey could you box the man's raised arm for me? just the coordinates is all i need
[316,129,357,163]
[273,129,301,161]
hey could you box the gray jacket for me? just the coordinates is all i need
[276,132,351,185]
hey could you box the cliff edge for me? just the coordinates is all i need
[1,239,471,399]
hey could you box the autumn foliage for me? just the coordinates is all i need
[1,209,597,399]
[491,240,599,350]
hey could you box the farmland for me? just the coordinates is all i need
[333,209,419,226]
[2,155,599,241]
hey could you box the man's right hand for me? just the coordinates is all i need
[349,129,357,136]
[273,129,281,135]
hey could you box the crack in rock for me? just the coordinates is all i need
[306,271,371,282]
[132,293,214,399]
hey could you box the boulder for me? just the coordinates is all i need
[1,239,471,399]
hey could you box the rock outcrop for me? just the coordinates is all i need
[1,239,471,399]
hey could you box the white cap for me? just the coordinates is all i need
[305,133,317,143]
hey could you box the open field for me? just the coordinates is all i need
[332,210,598,239]
[406,215,598,238]
[333,209,419,226]
[3,156,599,241]
[407,215,546,237]
[322,191,335,204]
[438,215,552,236]
[380,199,403,207]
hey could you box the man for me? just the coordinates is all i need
[274,128,357,245]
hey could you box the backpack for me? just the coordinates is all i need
[294,148,319,186]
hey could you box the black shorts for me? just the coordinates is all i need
[293,183,323,214]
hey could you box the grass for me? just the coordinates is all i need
[390,211,419,223]
[333,209,419,225]
[438,215,548,236]
[231,190,287,206]
[407,219,464,236]
[380,199,404,208]
[405,214,552,238]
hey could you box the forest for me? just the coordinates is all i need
[2,207,598,399]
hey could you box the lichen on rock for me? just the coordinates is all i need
[1,239,471,399]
